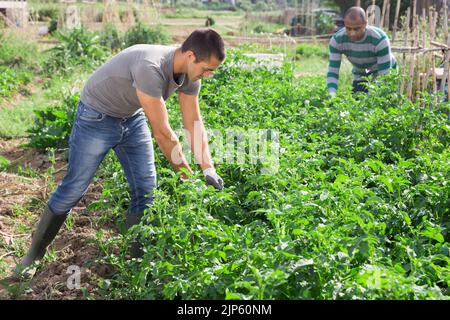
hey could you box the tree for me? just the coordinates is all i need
[329,0,447,29]
[331,0,447,16]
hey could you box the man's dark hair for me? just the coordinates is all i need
[344,7,367,22]
[181,29,225,63]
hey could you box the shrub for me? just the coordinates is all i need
[31,7,59,22]
[27,93,80,150]
[123,22,170,48]
[315,12,335,35]
[48,17,58,34]
[99,23,123,52]
[205,16,215,27]
[43,27,109,75]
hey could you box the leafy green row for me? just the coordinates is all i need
[84,53,450,299]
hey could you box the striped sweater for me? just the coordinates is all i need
[327,26,397,94]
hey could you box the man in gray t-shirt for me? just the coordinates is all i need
[16,29,226,276]
[80,44,201,118]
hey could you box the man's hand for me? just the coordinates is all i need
[203,168,224,190]
[180,171,190,182]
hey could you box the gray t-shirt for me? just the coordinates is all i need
[80,44,201,118]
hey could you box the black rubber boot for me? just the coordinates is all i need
[125,211,144,259]
[14,204,67,278]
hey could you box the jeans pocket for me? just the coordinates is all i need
[79,104,105,122]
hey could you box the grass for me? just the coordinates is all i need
[296,43,329,58]
[240,20,286,35]
[0,34,44,68]
[0,34,44,105]
[0,158,59,285]
[0,69,91,138]
[235,42,354,91]
[162,8,243,19]
[0,202,38,279]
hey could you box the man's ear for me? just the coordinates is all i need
[186,50,197,63]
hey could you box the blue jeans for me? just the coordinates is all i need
[352,80,369,94]
[48,101,156,216]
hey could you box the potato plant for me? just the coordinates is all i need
[81,53,450,299]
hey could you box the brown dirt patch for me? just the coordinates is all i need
[24,224,118,300]
[0,138,121,300]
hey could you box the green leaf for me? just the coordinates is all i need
[421,226,444,243]
[377,176,394,193]
[0,155,10,170]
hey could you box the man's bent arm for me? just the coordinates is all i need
[327,36,342,95]
[136,89,193,177]
[376,35,394,76]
